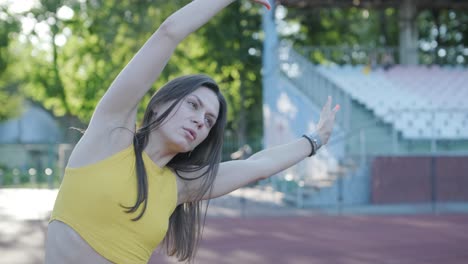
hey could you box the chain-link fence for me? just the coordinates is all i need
[0,144,73,189]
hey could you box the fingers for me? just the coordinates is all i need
[322,96,333,112]
[321,96,330,112]
[316,96,339,145]
[322,96,340,115]
[262,0,272,10]
[333,104,340,113]
[254,0,271,10]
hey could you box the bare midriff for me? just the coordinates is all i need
[45,220,113,264]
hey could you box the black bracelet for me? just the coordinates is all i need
[302,134,315,157]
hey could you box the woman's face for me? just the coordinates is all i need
[156,87,220,153]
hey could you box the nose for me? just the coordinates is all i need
[192,115,204,129]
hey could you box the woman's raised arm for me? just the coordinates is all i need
[91,0,270,125]
[178,97,339,204]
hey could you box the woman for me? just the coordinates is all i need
[45,0,340,263]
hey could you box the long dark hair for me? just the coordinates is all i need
[122,74,227,262]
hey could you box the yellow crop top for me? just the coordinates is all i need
[49,144,177,264]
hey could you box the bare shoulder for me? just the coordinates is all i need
[67,112,137,169]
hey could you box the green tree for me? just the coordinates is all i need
[282,6,399,64]
[0,7,22,121]
[197,0,265,147]
[16,0,265,148]
[418,9,468,65]
[282,5,467,65]
[20,0,183,122]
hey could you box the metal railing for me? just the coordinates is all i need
[294,44,468,66]
[0,143,73,188]
[0,137,262,188]
[271,42,468,212]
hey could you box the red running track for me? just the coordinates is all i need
[150,215,468,264]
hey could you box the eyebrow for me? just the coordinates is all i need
[191,95,218,120]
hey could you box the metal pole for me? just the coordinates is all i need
[360,129,367,166]
[338,172,343,215]
[430,110,436,154]
[430,156,438,214]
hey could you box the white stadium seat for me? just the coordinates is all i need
[316,65,468,140]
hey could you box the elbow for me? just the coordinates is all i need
[158,18,182,42]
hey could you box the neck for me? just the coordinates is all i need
[144,132,178,168]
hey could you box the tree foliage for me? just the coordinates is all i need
[0,6,22,121]
[2,1,467,140]
[6,0,264,145]
[283,5,467,65]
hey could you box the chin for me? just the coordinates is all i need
[172,138,193,154]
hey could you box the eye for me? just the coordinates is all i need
[188,100,198,109]
[205,117,214,127]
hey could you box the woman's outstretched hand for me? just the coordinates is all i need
[316,96,340,145]
[251,0,271,10]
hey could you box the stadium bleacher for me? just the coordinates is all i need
[272,45,468,208]
[316,64,468,140]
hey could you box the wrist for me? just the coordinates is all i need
[308,132,323,150]
[302,132,323,157]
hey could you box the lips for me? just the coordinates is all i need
[183,128,197,141]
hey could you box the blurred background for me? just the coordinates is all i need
[1,0,468,263]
